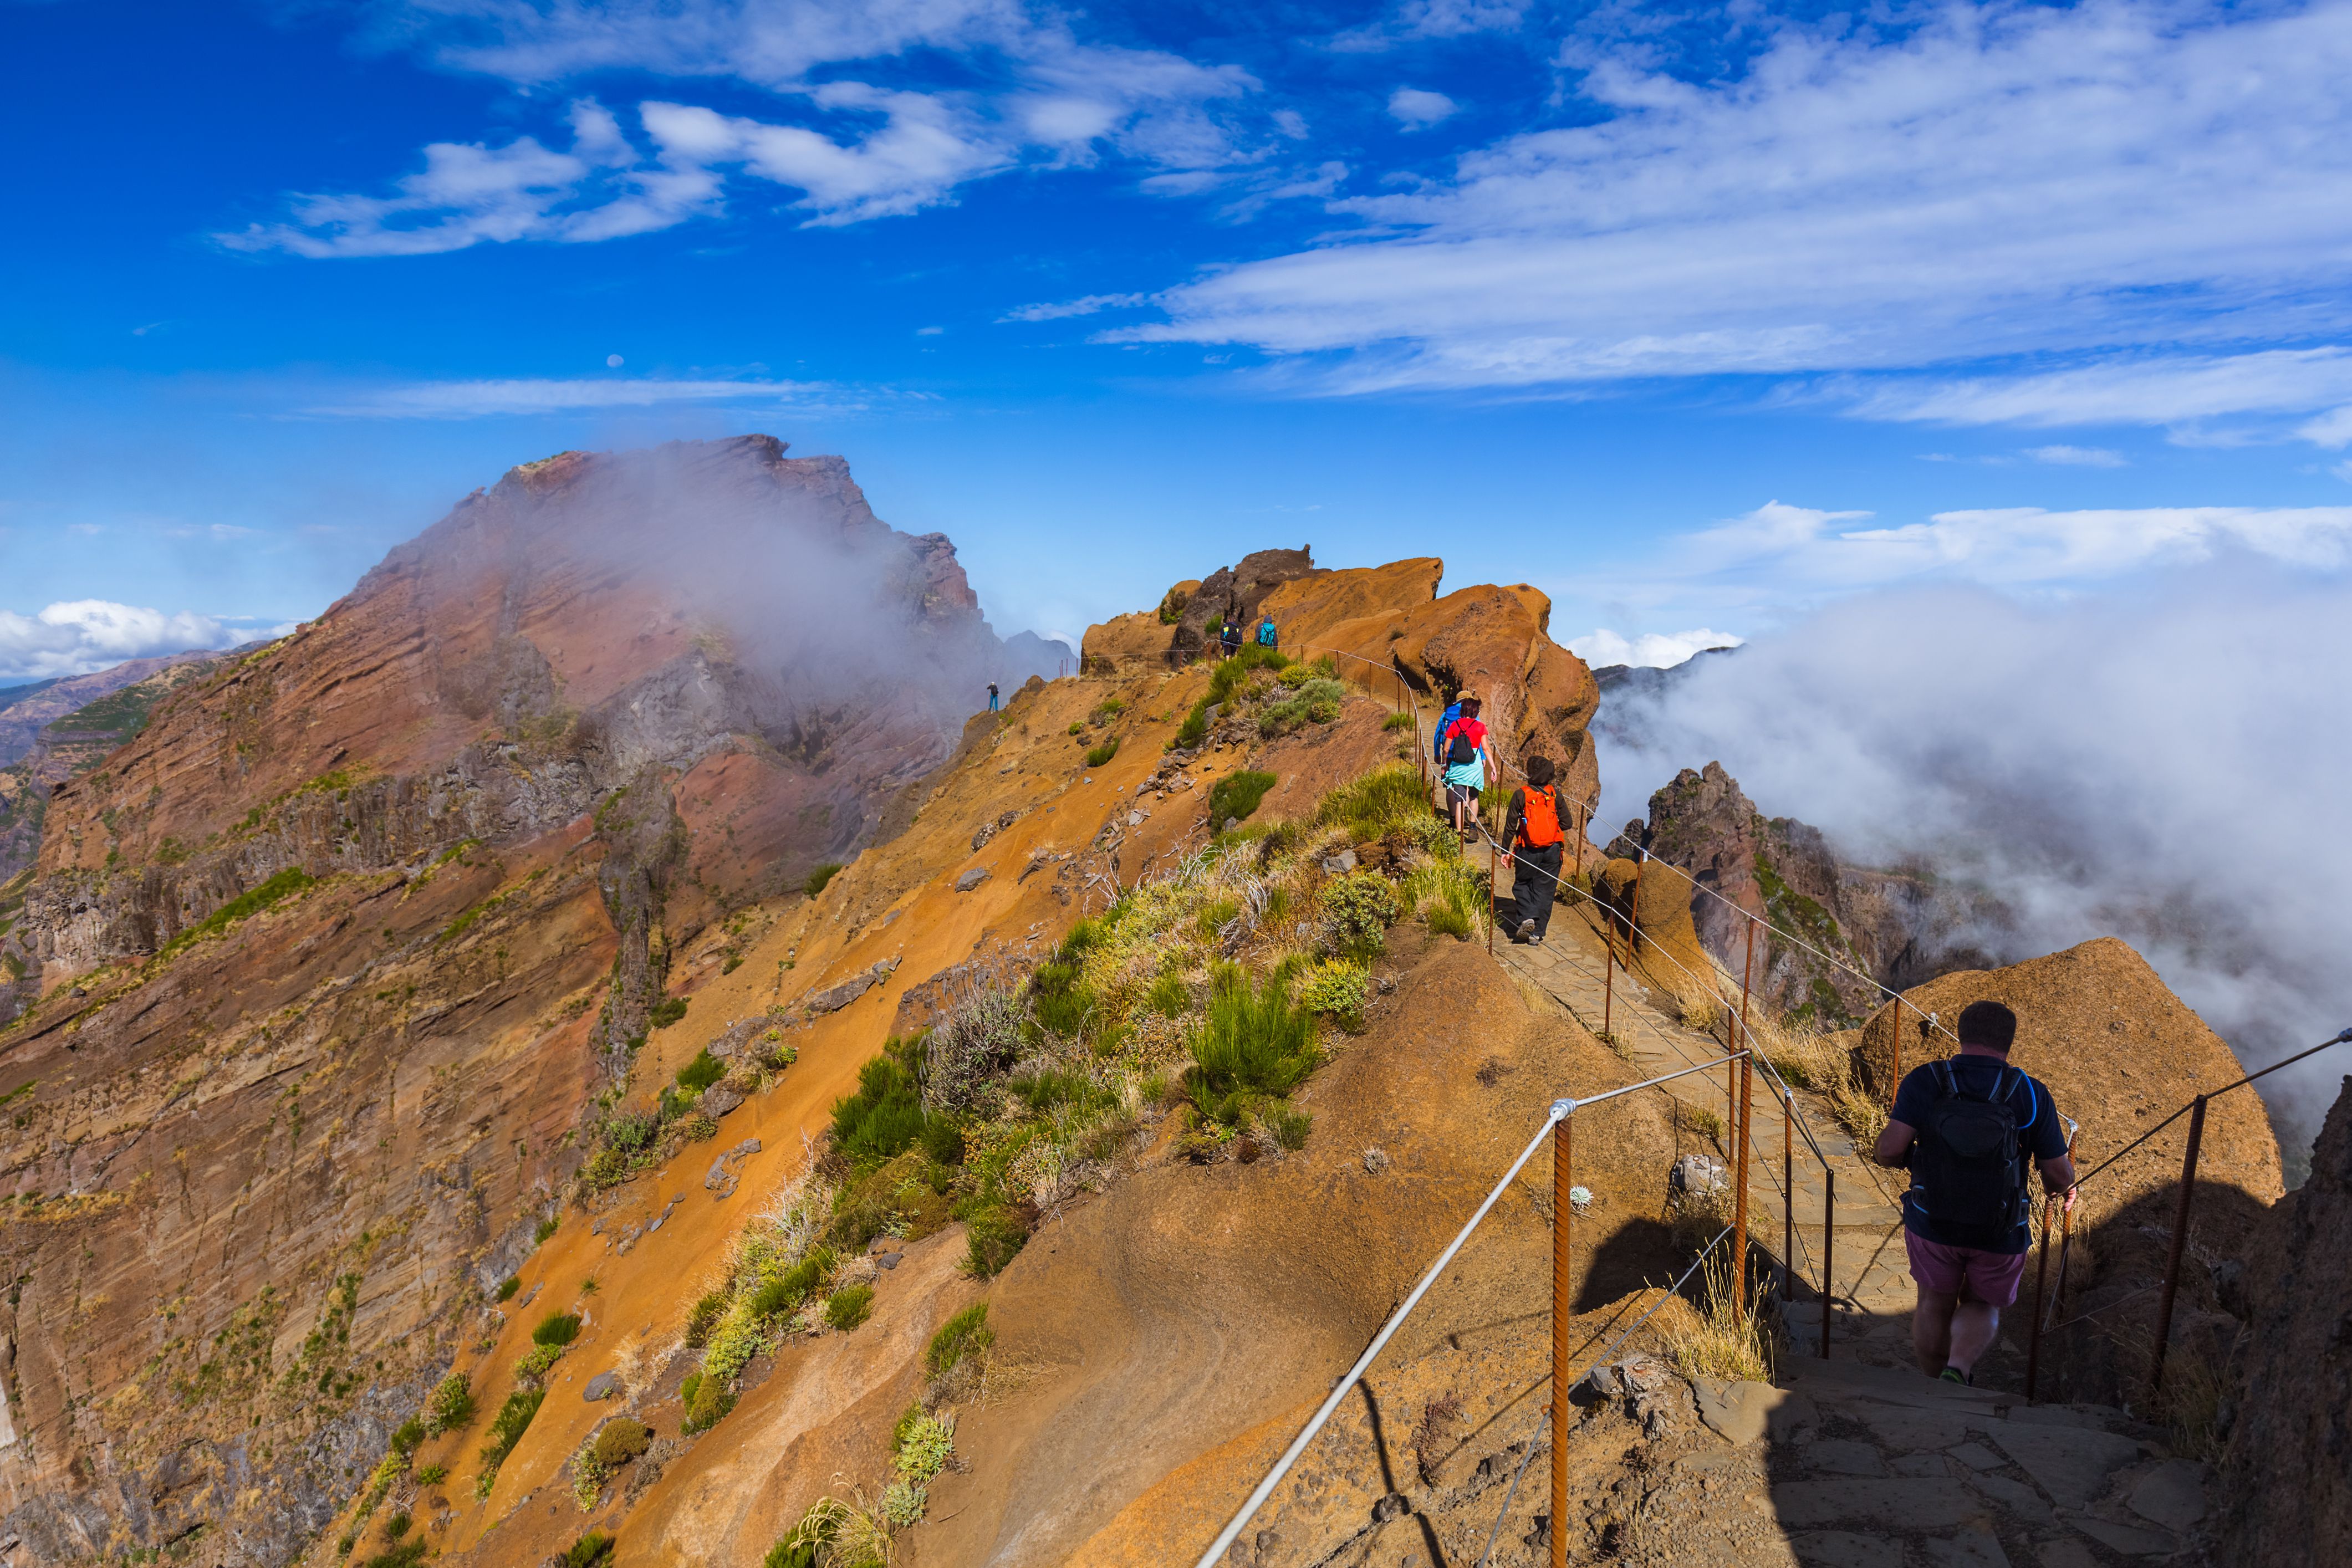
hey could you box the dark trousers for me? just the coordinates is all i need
[1508,843,1563,936]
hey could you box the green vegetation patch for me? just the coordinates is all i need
[1207,770,1278,828]
[156,867,315,962]
[926,1303,994,1378]
[1083,736,1121,769]
[803,862,844,898]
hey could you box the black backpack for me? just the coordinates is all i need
[1913,1062,2031,1232]
[1445,723,1477,766]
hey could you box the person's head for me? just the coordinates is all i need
[1525,754,1556,785]
[1459,692,1482,716]
[1956,1000,2018,1054]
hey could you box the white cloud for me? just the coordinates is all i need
[2025,445,2126,467]
[1567,627,1743,668]
[1387,88,1457,129]
[1131,3,2352,398]
[231,2,1263,253]
[2298,405,2352,448]
[1839,349,2352,433]
[999,292,1152,323]
[298,376,846,418]
[0,601,247,682]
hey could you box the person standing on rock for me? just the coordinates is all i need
[1872,1000,2077,1385]
[1438,694,1489,841]
[987,680,1001,712]
[1502,753,1567,943]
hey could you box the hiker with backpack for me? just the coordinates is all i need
[1502,753,1568,943]
[1218,620,1241,660]
[1872,1000,2078,1384]
[987,681,1001,712]
[1438,693,1488,841]
[1256,617,1279,651]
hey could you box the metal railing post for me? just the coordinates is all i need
[1821,1167,1834,1358]
[1782,1087,1794,1301]
[1550,1104,1574,1568]
[1733,1050,1753,1292]
[2148,1095,2208,1396]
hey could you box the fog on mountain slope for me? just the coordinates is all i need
[1596,562,2352,1157]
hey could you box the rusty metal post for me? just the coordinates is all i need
[2148,1095,2208,1396]
[1550,1109,1573,1568]
[1782,1088,1794,1300]
[1821,1167,1834,1358]
[1488,834,1497,956]
[1733,1049,1754,1293]
[2025,1127,2078,1404]
[1601,919,1615,1041]
[1739,919,1756,1052]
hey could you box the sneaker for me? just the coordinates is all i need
[1529,933,1544,946]
[1517,919,1537,941]
[1938,1366,1971,1385]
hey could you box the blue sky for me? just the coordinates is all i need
[8,0,2352,681]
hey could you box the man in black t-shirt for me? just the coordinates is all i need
[1872,1000,2077,1384]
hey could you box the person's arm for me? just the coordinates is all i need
[2040,1153,2079,1214]
[1503,788,1526,846]
[1874,1119,1917,1168]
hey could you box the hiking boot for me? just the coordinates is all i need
[1517,919,1537,942]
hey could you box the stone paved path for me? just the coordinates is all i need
[1487,892,1919,1345]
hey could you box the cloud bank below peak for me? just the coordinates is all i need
[0,601,284,683]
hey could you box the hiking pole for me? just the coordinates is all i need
[2147,1094,2208,1396]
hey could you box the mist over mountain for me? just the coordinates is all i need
[1596,562,2352,1150]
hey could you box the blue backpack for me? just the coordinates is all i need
[1256,620,1277,647]
[1433,703,1461,762]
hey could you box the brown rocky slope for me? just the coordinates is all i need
[0,436,1039,1563]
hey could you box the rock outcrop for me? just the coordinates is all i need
[0,435,1027,1565]
[1632,761,2006,1025]
[2215,1074,2352,1564]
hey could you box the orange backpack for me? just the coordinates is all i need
[1518,785,1563,848]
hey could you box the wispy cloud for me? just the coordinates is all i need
[299,376,850,418]
[1835,349,2352,435]
[1387,88,1457,129]
[227,1,1266,255]
[1566,627,1742,669]
[1127,3,2352,401]
[2026,445,2126,468]
[999,292,1152,323]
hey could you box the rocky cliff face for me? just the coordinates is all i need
[2216,1073,2352,1564]
[1628,760,2007,1025]
[0,436,1018,1564]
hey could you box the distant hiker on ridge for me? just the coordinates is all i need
[1872,1000,2077,1385]
[986,680,1000,712]
[1256,616,1279,650]
[1219,619,1242,660]
[1439,693,1488,841]
[1502,754,1567,944]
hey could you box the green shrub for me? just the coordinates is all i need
[1426,901,1473,939]
[804,863,844,898]
[338,1535,355,1557]
[647,995,689,1029]
[589,1418,651,1469]
[478,1387,544,1473]
[1185,968,1320,1126]
[1297,958,1370,1025]
[1028,957,1094,1038]
[1145,971,1191,1017]
[426,1373,475,1434]
[926,1303,994,1378]
[926,988,1027,1115]
[391,1417,426,1458]
[533,1311,582,1347]
[533,1215,560,1245]
[824,1284,874,1331]
[675,1049,725,1093]
[156,866,316,961]
[495,1275,520,1303]
[1207,770,1277,828]
[1319,874,1398,954]
[564,1530,615,1568]
[384,1511,411,1540]
[880,1480,927,1527]
[680,1371,736,1434]
[1261,1100,1314,1150]
[1174,703,1210,749]
[676,1111,718,1143]
[1067,721,1085,737]
[1316,763,1429,841]
[1084,736,1120,768]
[830,1054,942,1164]
[359,1543,427,1568]
[895,1409,955,1481]
[964,1204,1029,1278]
[683,1291,728,1347]
[1382,711,1415,732]
[1091,697,1127,721]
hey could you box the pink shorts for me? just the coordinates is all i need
[1904,1230,2028,1307]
